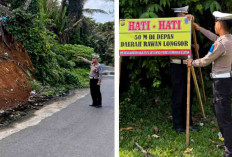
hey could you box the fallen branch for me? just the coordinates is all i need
[135,142,154,156]
[135,142,147,154]
[63,18,83,32]
[120,127,133,132]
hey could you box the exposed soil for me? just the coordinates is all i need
[0,34,35,110]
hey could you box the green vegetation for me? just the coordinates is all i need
[119,0,232,156]
[1,0,114,94]
[120,87,224,157]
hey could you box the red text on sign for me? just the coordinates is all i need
[159,20,181,30]
[128,21,151,31]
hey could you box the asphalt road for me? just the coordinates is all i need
[0,74,114,157]
[101,64,114,73]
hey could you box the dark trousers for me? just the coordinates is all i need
[90,79,102,106]
[213,78,232,157]
[170,63,194,129]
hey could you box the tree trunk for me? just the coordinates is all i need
[67,0,83,21]
[23,0,32,11]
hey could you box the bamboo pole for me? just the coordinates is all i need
[191,66,206,118]
[186,65,191,147]
[192,22,207,103]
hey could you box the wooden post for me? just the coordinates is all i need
[192,22,207,103]
[191,66,206,118]
[186,65,191,146]
[119,57,122,85]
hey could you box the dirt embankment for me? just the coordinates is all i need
[0,35,34,110]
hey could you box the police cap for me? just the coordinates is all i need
[172,6,189,13]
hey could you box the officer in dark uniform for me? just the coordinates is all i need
[78,54,102,108]
[170,6,199,134]
[188,11,232,157]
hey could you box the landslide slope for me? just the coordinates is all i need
[0,35,34,110]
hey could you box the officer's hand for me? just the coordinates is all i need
[187,59,192,67]
[77,56,81,59]
[185,14,194,21]
[193,23,200,31]
[97,82,101,86]
[194,44,199,52]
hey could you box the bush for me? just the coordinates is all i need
[29,79,42,92]
[6,9,97,90]
[53,44,97,68]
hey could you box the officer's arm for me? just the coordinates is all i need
[199,27,218,42]
[191,44,199,52]
[80,57,91,64]
[98,65,102,84]
[192,42,225,67]
[194,23,218,42]
[200,27,218,42]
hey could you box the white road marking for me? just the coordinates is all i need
[0,88,89,141]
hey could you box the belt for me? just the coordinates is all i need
[170,59,187,64]
[210,72,232,78]
[90,77,99,79]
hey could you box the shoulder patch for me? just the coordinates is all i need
[99,66,102,71]
[214,42,218,47]
[212,41,221,52]
[209,44,215,53]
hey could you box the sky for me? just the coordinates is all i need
[84,0,114,23]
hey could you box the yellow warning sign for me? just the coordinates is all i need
[119,17,191,56]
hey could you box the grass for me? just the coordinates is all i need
[120,90,225,157]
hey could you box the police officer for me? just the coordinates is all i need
[78,54,102,108]
[170,6,199,134]
[187,11,232,157]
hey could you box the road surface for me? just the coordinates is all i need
[0,67,114,157]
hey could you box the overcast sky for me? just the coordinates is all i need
[84,0,114,23]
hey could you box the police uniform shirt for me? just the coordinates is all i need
[192,33,232,74]
[80,57,102,83]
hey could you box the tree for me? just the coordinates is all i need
[41,0,107,44]
[67,0,84,21]
[93,22,114,65]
